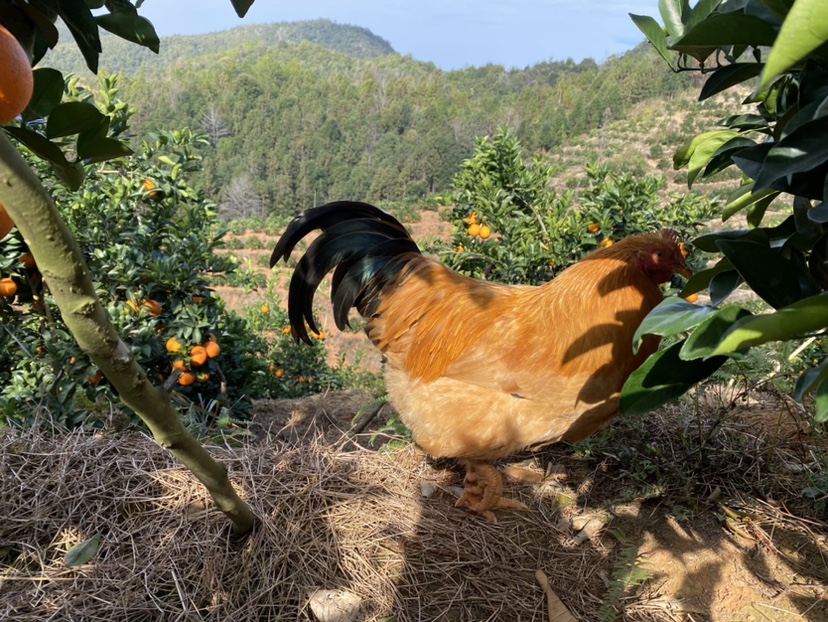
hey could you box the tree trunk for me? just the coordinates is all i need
[0,131,255,535]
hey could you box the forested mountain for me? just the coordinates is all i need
[49,21,697,218]
[115,33,695,217]
[42,20,394,76]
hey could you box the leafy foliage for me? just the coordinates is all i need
[439,128,714,285]
[1,1,164,187]
[623,0,828,421]
[0,77,267,430]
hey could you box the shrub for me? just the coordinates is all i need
[0,77,267,430]
[437,128,715,286]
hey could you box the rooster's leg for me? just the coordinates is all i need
[455,459,527,522]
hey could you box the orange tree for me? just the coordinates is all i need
[0,0,255,534]
[620,1,828,420]
[0,76,269,430]
[439,127,713,285]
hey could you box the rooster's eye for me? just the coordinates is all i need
[655,251,663,258]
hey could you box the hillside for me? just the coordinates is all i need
[97,36,697,218]
[41,19,395,77]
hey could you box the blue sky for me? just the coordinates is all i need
[136,0,659,70]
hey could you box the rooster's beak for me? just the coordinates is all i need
[676,266,693,279]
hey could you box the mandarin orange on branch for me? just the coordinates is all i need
[189,345,208,367]
[0,25,33,125]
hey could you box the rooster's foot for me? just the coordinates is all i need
[455,460,528,522]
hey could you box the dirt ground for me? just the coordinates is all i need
[2,389,828,621]
[250,391,828,622]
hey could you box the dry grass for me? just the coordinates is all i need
[0,424,594,621]
[2,389,828,621]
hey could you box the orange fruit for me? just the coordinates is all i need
[261,305,270,314]
[0,25,33,125]
[189,345,208,367]
[142,179,160,198]
[282,326,292,335]
[196,371,210,383]
[126,299,140,313]
[312,331,325,341]
[172,359,189,372]
[275,369,284,378]
[479,225,491,240]
[87,370,103,385]
[0,202,14,239]
[204,340,221,359]
[18,253,35,268]
[587,223,600,233]
[599,238,614,248]
[298,376,306,383]
[467,224,480,237]
[685,292,699,303]
[0,277,17,297]
[178,372,196,386]
[192,295,204,304]
[142,299,162,316]
[268,364,276,372]
[166,336,182,353]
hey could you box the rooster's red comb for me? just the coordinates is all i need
[660,229,681,247]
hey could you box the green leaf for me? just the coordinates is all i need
[630,14,675,68]
[815,380,828,422]
[722,185,779,221]
[633,298,719,353]
[754,117,828,193]
[96,13,160,53]
[692,228,767,253]
[687,131,741,187]
[709,269,743,306]
[720,113,770,131]
[620,342,726,416]
[686,0,721,32]
[659,0,688,36]
[57,0,102,74]
[671,13,780,49]
[5,126,86,190]
[680,305,753,360]
[758,0,828,91]
[717,238,801,308]
[795,355,828,401]
[65,532,102,567]
[674,130,739,172]
[25,68,65,120]
[746,191,779,227]
[809,202,828,223]
[46,102,106,139]
[680,259,734,297]
[702,137,758,180]
[700,63,764,101]
[712,293,828,355]
[77,135,133,163]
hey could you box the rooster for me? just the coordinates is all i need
[271,201,691,520]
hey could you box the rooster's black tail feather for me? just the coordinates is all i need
[271,201,420,344]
